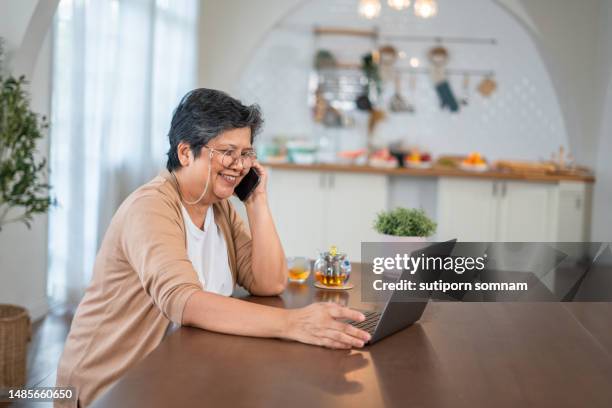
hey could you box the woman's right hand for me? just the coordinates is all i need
[283,303,372,349]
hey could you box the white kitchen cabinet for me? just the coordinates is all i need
[436,178,498,241]
[266,168,387,260]
[326,172,388,258]
[266,169,327,258]
[437,177,588,242]
[265,168,592,260]
[497,180,558,241]
[556,181,592,241]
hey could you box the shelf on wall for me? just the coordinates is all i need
[312,26,497,45]
[318,64,495,77]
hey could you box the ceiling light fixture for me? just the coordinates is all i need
[359,0,382,19]
[387,0,411,11]
[414,0,438,18]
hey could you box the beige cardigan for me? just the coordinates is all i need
[55,169,255,407]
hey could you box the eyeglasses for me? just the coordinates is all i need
[204,146,257,168]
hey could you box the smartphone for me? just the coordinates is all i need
[234,167,261,201]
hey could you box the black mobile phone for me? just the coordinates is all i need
[234,167,261,201]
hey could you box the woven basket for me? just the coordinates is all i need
[0,304,31,388]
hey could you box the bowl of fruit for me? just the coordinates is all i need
[337,148,367,165]
[404,150,433,169]
[368,148,399,168]
[459,152,488,172]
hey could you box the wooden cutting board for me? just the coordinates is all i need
[494,160,556,175]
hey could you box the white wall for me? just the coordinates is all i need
[0,0,58,320]
[198,0,303,90]
[0,1,38,55]
[513,0,604,167]
[591,0,612,242]
[236,0,568,162]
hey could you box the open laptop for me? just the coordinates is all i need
[348,240,457,344]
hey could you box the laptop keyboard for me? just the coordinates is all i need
[348,310,381,335]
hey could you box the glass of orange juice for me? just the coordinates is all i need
[287,257,311,283]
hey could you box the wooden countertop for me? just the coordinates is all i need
[263,162,596,183]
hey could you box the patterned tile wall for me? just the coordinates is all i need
[236,0,567,161]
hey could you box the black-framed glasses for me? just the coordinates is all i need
[204,146,257,168]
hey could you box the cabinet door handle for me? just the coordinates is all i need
[501,182,507,197]
[575,197,582,209]
[319,173,325,189]
[492,182,498,196]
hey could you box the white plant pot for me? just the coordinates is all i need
[376,233,429,243]
[374,234,431,280]
[375,233,430,253]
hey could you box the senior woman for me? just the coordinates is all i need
[55,89,370,407]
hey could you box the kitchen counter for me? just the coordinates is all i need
[261,161,593,257]
[262,162,595,183]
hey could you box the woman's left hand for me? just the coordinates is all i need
[244,161,268,204]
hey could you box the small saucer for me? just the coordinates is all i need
[314,282,354,290]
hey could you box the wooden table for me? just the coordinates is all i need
[92,265,612,408]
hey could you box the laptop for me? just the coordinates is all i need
[347,240,457,344]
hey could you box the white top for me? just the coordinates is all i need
[180,204,233,296]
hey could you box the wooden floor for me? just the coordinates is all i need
[26,304,75,389]
[1,304,75,408]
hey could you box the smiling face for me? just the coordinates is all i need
[175,127,254,204]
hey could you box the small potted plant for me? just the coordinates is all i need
[373,207,436,242]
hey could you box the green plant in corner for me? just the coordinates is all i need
[374,208,437,237]
[0,38,53,230]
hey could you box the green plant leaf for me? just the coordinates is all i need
[373,207,437,237]
[0,43,53,230]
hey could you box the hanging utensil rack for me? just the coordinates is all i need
[311,25,497,76]
[312,26,498,46]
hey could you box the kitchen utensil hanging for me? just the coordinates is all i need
[314,49,337,70]
[377,44,398,83]
[356,51,382,111]
[428,45,460,113]
[477,74,497,97]
[389,71,415,113]
[460,73,470,106]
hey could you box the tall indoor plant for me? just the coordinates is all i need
[0,38,53,389]
[373,207,437,242]
[0,39,53,230]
